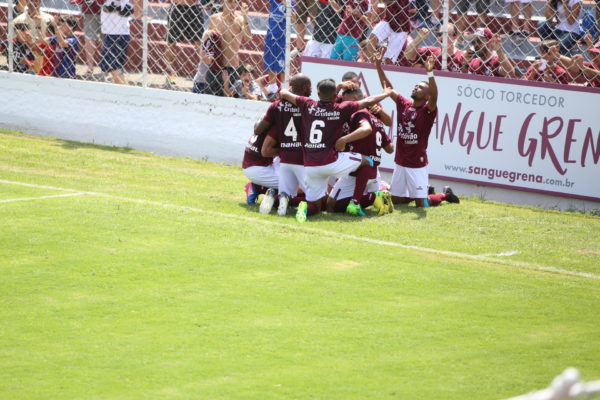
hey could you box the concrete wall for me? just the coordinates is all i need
[1,72,598,212]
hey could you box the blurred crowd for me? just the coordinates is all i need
[1,0,599,96]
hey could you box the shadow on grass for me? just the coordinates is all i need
[395,203,427,219]
[237,202,375,223]
[58,139,134,153]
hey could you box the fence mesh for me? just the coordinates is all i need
[1,0,599,94]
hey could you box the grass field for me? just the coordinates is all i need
[1,129,599,400]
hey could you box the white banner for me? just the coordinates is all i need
[301,57,600,202]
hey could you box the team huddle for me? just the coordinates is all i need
[242,50,460,222]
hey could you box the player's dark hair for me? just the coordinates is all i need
[317,78,337,99]
[341,71,358,82]
[290,73,311,95]
[343,88,363,98]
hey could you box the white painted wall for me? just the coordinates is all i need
[0,72,268,165]
[1,71,598,211]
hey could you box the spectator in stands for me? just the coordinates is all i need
[71,0,103,78]
[303,0,345,58]
[208,0,251,92]
[454,0,491,43]
[405,24,467,73]
[468,27,515,77]
[537,0,583,55]
[0,23,43,73]
[13,0,27,16]
[233,64,264,100]
[331,0,373,61]
[201,29,229,96]
[38,16,80,78]
[13,0,54,41]
[555,40,600,85]
[264,0,287,101]
[506,0,533,35]
[294,0,316,51]
[524,40,570,83]
[582,39,600,86]
[366,0,415,64]
[164,0,209,87]
[100,0,133,85]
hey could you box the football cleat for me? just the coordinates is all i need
[296,201,308,222]
[277,193,290,216]
[381,190,394,214]
[346,201,366,216]
[443,186,460,204]
[259,188,276,214]
[373,191,385,215]
[245,182,259,205]
[428,185,435,195]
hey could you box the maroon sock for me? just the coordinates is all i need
[428,193,446,207]
[307,202,320,216]
[290,194,305,207]
[332,197,351,213]
[360,192,375,208]
[352,165,377,202]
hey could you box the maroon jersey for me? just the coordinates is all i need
[204,31,224,72]
[469,54,502,77]
[242,131,273,168]
[394,94,437,168]
[524,63,569,84]
[417,46,466,73]
[337,0,371,39]
[345,110,392,166]
[583,61,600,87]
[296,96,359,166]
[264,99,303,165]
[383,0,411,33]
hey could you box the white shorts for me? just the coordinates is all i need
[330,170,381,201]
[303,40,334,58]
[304,152,362,202]
[371,21,409,63]
[243,162,279,189]
[278,162,305,197]
[390,164,428,199]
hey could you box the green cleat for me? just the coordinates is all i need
[296,201,308,222]
[346,201,366,216]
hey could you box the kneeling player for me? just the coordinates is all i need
[280,78,393,222]
[326,88,395,216]
[242,121,279,208]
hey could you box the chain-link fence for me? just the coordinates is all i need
[1,0,599,96]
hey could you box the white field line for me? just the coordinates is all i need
[0,192,87,203]
[1,179,599,281]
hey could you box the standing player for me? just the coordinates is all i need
[258,74,312,216]
[280,79,393,222]
[242,121,278,207]
[375,49,438,207]
[327,88,395,216]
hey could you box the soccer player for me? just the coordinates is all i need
[375,49,437,208]
[279,78,393,221]
[242,121,279,206]
[259,74,312,216]
[326,88,395,216]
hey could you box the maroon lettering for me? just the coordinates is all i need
[475,112,492,150]
[518,113,537,167]
[539,116,567,175]
[581,127,600,167]
[563,118,580,165]
[439,102,462,144]
[493,115,506,151]
[459,110,474,154]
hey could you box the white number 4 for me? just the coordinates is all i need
[284,119,298,142]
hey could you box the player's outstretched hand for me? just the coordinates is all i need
[424,55,435,72]
[335,137,347,152]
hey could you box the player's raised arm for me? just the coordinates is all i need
[356,86,393,110]
[369,104,392,126]
[424,56,438,113]
[374,48,398,101]
[335,120,372,151]
[279,89,299,106]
